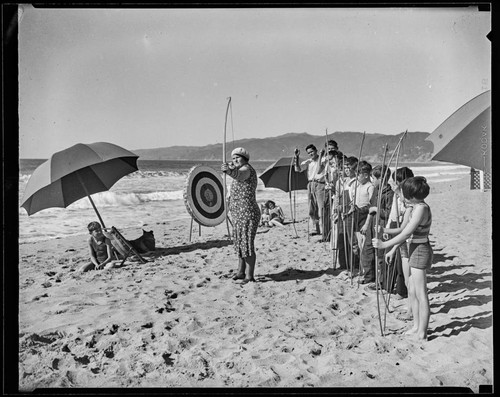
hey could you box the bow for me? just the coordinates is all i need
[325,129,338,267]
[289,151,299,238]
[340,155,349,270]
[223,97,232,239]
[324,128,332,247]
[349,131,366,285]
[374,132,407,335]
[374,143,389,336]
[383,130,407,329]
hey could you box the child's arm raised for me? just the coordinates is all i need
[372,204,425,250]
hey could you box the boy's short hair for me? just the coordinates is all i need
[372,165,391,181]
[305,144,317,152]
[345,156,358,169]
[392,166,414,183]
[401,176,430,200]
[87,221,102,233]
[357,160,372,175]
[327,139,338,149]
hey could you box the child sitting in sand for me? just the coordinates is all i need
[266,200,285,227]
[259,204,270,227]
[79,221,119,272]
[373,176,433,341]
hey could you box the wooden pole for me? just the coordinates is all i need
[76,170,106,228]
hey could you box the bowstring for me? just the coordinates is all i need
[229,100,235,152]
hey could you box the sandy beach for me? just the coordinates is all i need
[17,175,492,391]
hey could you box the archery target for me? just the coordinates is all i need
[184,165,226,227]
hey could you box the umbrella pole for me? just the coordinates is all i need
[75,170,106,228]
[87,195,106,229]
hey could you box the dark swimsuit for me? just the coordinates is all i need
[90,237,110,264]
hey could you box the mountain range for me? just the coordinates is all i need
[133,131,434,162]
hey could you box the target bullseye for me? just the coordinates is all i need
[184,165,226,227]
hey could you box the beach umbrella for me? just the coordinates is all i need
[426,90,491,172]
[20,142,139,228]
[259,157,308,193]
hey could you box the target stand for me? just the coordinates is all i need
[184,165,229,241]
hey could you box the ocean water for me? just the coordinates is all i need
[18,159,469,244]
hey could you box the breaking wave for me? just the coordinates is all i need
[68,190,185,209]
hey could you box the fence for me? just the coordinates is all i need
[470,168,491,190]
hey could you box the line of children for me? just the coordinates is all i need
[328,159,433,340]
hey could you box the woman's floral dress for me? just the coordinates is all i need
[229,164,261,258]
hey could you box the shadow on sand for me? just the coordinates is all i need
[149,239,233,257]
[259,266,338,282]
[426,248,492,340]
[428,311,492,341]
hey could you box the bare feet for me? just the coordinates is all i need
[239,278,256,285]
[232,273,245,281]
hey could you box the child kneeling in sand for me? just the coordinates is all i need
[266,200,285,227]
[79,221,120,272]
[373,177,433,341]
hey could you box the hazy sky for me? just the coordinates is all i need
[18,6,490,159]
